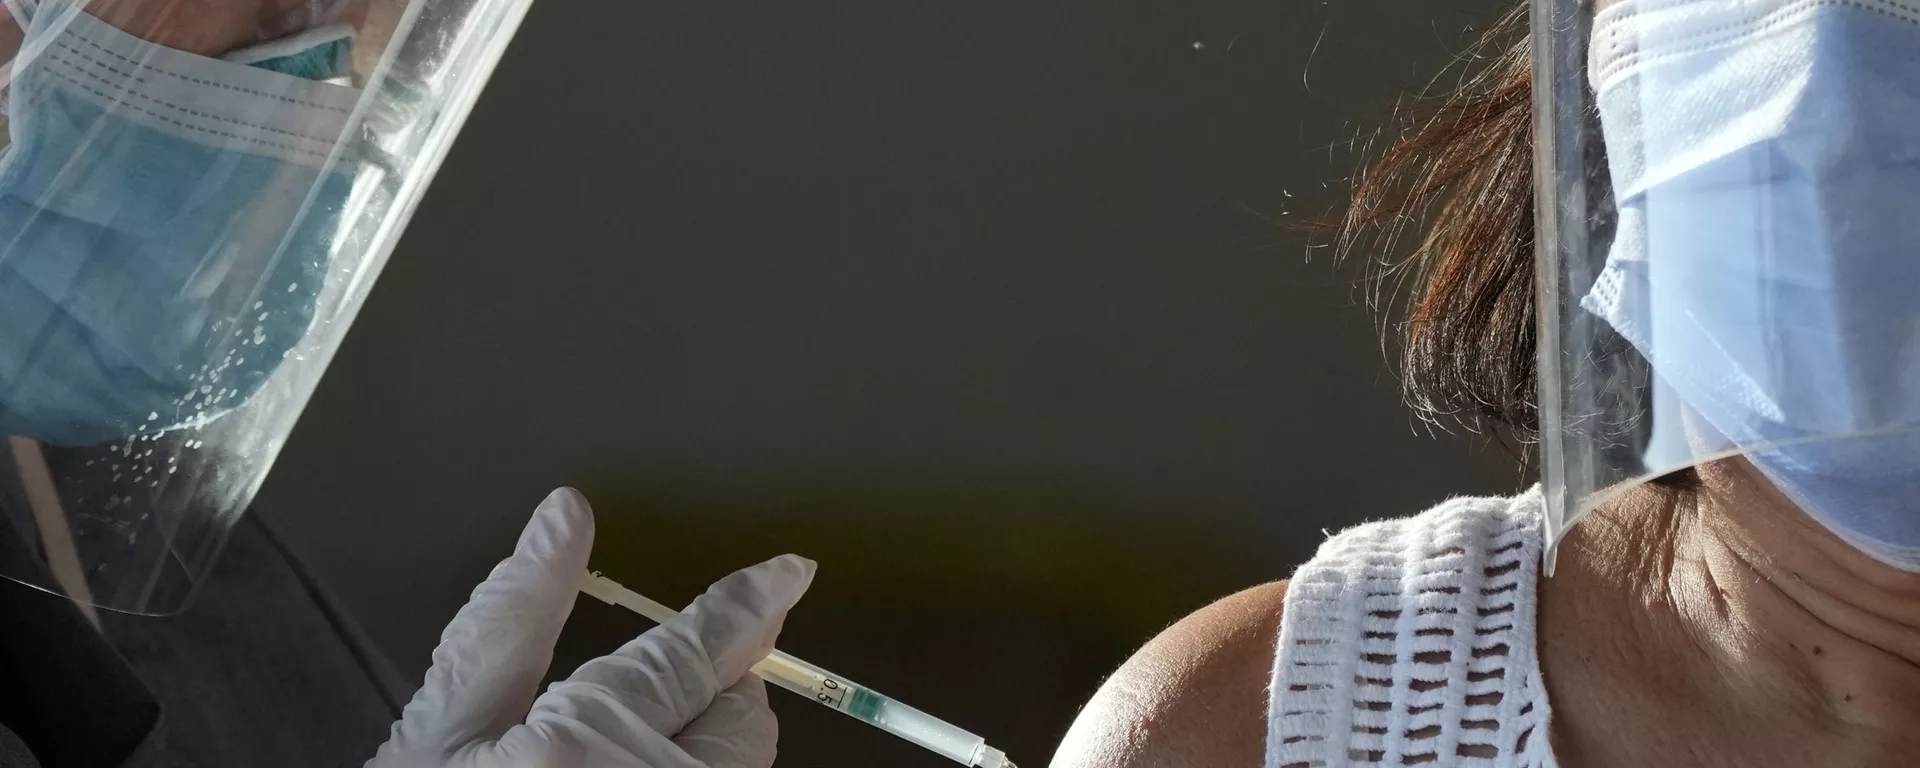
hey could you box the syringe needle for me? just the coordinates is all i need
[580,571,1016,768]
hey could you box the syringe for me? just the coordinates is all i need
[580,571,1016,768]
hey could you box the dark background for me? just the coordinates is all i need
[256,1,1518,765]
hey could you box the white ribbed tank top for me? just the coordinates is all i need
[1267,489,1557,768]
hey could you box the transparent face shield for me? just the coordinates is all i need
[0,0,531,613]
[1533,0,1920,571]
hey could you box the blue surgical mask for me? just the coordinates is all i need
[1586,0,1920,568]
[0,9,359,446]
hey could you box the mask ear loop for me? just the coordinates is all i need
[0,0,26,107]
[0,1,107,128]
[3,0,80,92]
[4,0,34,20]
[1,0,35,29]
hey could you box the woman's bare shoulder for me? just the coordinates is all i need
[1049,580,1289,768]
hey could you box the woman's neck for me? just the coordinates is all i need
[1693,459,1920,720]
[1541,464,1920,766]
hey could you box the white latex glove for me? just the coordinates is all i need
[370,488,816,768]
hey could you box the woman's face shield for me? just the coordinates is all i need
[1532,0,1920,570]
[0,0,531,614]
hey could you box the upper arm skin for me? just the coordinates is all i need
[1050,580,1290,768]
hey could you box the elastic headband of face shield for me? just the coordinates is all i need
[1532,0,1920,573]
[0,0,532,614]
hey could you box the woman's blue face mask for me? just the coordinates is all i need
[0,8,358,446]
[1587,0,1920,569]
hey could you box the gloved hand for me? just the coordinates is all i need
[369,488,815,768]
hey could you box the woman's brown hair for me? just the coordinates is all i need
[1337,5,1539,445]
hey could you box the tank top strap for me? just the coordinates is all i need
[1267,489,1556,768]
